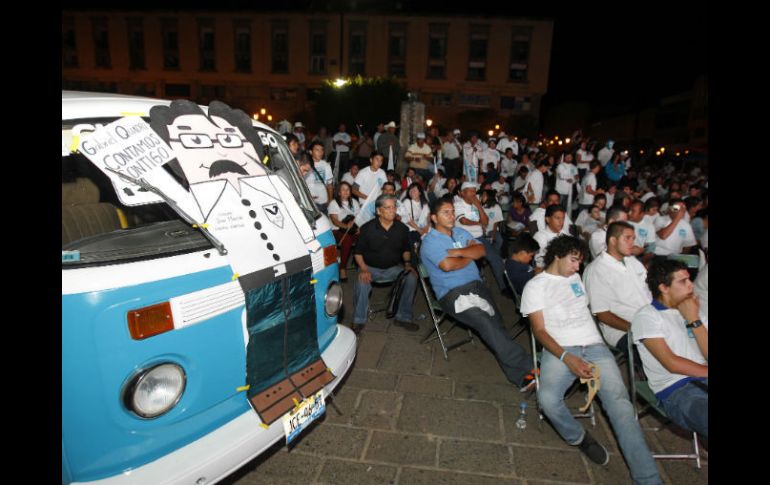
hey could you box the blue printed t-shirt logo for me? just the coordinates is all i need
[570,283,585,297]
[638,228,648,238]
[678,228,686,238]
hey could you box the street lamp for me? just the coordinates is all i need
[333,78,348,88]
[260,108,266,115]
[488,130,494,137]
[426,119,433,127]
[494,124,500,130]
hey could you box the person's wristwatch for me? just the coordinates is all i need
[685,319,703,329]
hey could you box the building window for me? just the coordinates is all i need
[127,17,146,70]
[467,25,489,81]
[501,96,532,112]
[270,88,297,101]
[62,16,78,68]
[130,83,156,97]
[92,17,111,69]
[161,18,180,70]
[458,94,490,107]
[165,83,191,98]
[349,21,367,76]
[271,20,289,73]
[199,19,216,72]
[388,22,407,78]
[234,20,251,73]
[200,84,226,103]
[427,23,447,79]
[309,20,327,75]
[430,93,452,106]
[509,27,532,82]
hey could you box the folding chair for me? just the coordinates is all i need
[528,327,596,429]
[627,330,702,468]
[366,276,399,321]
[417,262,475,361]
[503,271,530,341]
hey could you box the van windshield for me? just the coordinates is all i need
[62,119,320,267]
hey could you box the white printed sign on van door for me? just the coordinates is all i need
[76,117,180,206]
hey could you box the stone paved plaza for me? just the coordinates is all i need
[222,268,708,485]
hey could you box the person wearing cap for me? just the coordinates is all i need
[441,130,463,180]
[406,133,434,183]
[376,121,400,168]
[454,181,508,294]
[293,122,306,151]
[462,132,486,184]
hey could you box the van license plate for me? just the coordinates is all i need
[282,390,326,444]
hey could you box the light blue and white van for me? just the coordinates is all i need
[62,91,356,484]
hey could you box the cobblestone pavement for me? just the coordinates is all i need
[221,267,708,485]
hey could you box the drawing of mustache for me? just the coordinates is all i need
[208,159,249,178]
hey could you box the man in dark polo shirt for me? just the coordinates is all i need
[353,194,419,333]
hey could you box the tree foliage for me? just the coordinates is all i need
[313,76,407,135]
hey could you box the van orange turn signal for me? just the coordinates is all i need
[128,302,174,340]
[323,245,338,267]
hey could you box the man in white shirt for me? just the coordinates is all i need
[555,153,578,210]
[631,259,708,438]
[441,129,463,180]
[575,141,594,179]
[352,151,387,222]
[496,131,518,157]
[628,200,656,263]
[533,204,566,268]
[304,141,334,212]
[462,132,486,183]
[589,206,628,259]
[531,190,573,235]
[499,148,518,182]
[520,235,660,482]
[597,139,614,167]
[332,123,352,181]
[654,200,697,256]
[454,182,507,293]
[578,161,604,212]
[341,162,360,186]
[406,133,434,183]
[524,159,548,209]
[583,222,652,354]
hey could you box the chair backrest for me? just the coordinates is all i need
[503,270,523,310]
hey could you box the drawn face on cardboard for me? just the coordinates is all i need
[167,113,264,191]
[150,100,267,195]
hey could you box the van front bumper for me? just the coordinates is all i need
[72,325,356,485]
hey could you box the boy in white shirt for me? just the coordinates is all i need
[520,235,660,483]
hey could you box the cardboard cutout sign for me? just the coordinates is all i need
[76,117,176,206]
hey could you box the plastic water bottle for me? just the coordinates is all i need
[515,402,528,430]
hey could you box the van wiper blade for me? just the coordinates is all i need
[104,167,228,256]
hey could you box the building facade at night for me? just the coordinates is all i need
[62,9,553,131]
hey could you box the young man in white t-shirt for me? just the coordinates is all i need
[304,141,334,212]
[578,161,604,212]
[583,222,652,353]
[589,206,629,259]
[631,259,708,438]
[520,235,660,482]
[627,199,656,263]
[524,159,548,208]
[352,151,387,202]
[653,200,697,256]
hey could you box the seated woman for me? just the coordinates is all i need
[507,192,531,236]
[398,182,431,255]
[327,181,360,281]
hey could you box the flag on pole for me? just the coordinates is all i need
[387,146,394,171]
[354,181,383,227]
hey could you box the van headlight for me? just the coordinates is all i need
[125,363,186,418]
[324,281,343,316]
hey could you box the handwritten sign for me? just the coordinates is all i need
[77,117,175,206]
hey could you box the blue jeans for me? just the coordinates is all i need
[538,344,661,485]
[660,381,708,438]
[353,265,417,325]
[439,280,531,386]
[476,236,506,291]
